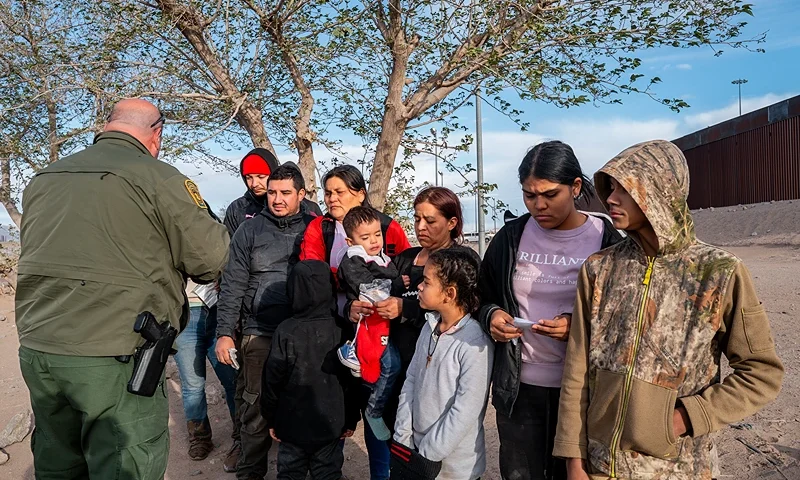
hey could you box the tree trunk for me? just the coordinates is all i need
[258,9,318,202]
[157,0,277,157]
[235,102,277,156]
[283,50,317,202]
[45,96,59,164]
[2,200,22,229]
[367,0,415,211]
[0,157,22,228]
[369,111,407,211]
[296,137,317,202]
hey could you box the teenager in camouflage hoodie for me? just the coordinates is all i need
[553,140,784,479]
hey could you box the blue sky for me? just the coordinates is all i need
[4,0,799,230]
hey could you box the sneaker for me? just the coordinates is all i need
[337,341,361,377]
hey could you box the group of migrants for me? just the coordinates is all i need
[14,98,783,480]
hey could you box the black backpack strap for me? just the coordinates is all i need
[377,211,396,256]
[322,218,336,263]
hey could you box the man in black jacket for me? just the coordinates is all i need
[262,260,360,480]
[215,165,314,480]
[222,149,320,472]
[225,148,322,237]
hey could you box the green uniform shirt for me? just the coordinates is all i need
[15,131,230,356]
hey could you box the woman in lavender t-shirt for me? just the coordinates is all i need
[478,141,622,480]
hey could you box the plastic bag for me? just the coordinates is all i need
[359,279,392,305]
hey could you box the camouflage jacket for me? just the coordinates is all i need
[553,140,784,479]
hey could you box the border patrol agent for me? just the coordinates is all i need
[15,99,229,480]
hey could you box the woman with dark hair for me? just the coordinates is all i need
[300,164,411,314]
[300,164,410,480]
[478,141,622,480]
[348,187,480,478]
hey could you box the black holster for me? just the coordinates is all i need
[127,311,177,397]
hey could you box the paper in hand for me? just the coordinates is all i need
[193,282,218,308]
[228,348,240,370]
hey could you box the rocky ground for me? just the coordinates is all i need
[693,199,800,248]
[0,200,798,479]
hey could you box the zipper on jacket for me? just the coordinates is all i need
[609,257,654,478]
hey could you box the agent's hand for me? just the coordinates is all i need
[402,275,411,288]
[340,429,355,439]
[349,300,374,323]
[215,336,236,365]
[566,458,590,480]
[489,309,522,342]
[532,314,571,342]
[375,297,403,319]
[269,428,281,443]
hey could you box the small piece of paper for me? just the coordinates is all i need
[193,283,218,308]
[228,348,240,370]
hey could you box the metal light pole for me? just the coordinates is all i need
[476,88,486,256]
[474,194,479,239]
[431,128,438,186]
[732,79,748,116]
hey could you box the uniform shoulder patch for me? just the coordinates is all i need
[184,179,207,209]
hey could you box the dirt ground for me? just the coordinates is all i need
[1,202,799,479]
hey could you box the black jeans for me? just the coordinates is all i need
[232,325,244,445]
[496,384,567,480]
[277,440,344,480]
[237,334,273,479]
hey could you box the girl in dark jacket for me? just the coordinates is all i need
[478,141,622,480]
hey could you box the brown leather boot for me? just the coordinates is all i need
[187,419,214,461]
[223,440,241,473]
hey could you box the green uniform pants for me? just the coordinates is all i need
[19,346,169,480]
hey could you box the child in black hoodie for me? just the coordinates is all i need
[261,260,360,480]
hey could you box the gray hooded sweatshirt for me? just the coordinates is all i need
[393,312,494,480]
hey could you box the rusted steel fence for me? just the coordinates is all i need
[673,95,800,209]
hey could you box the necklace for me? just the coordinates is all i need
[426,322,442,368]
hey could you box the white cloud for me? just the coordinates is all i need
[642,49,715,68]
[3,91,795,234]
[660,63,692,71]
[437,118,683,231]
[554,118,682,175]
[457,91,796,230]
[682,92,797,130]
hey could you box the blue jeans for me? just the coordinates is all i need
[365,341,401,419]
[174,305,237,422]
[364,419,390,480]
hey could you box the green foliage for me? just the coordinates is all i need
[382,159,417,234]
[1,0,765,217]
